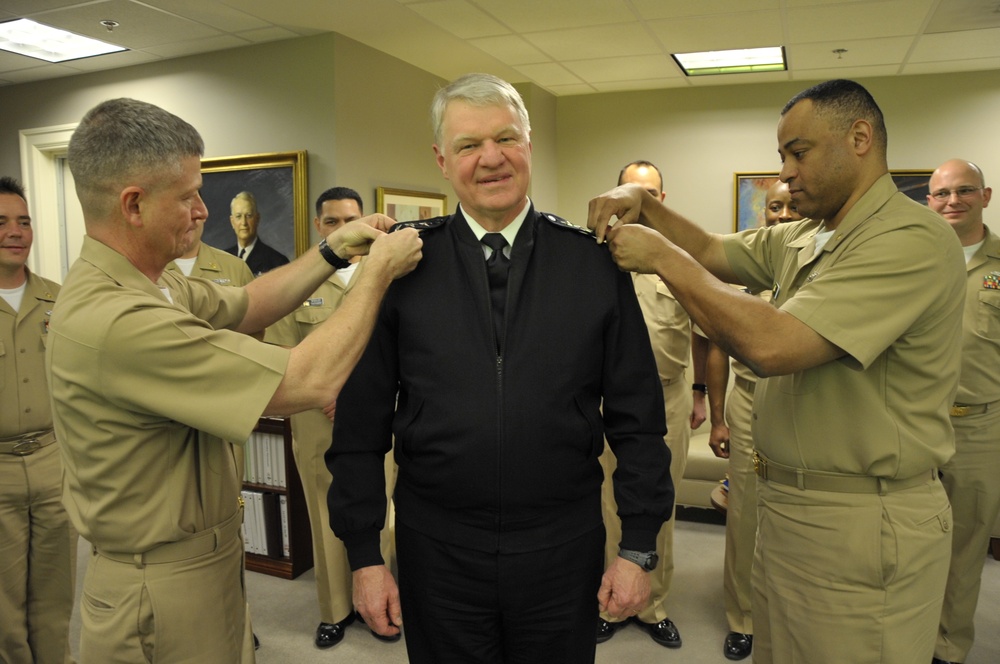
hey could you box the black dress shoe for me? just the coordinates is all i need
[724,632,753,660]
[315,612,356,649]
[253,633,260,650]
[596,618,626,644]
[931,658,958,664]
[634,617,681,648]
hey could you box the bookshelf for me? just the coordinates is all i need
[242,416,314,579]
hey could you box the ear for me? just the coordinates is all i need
[120,187,145,229]
[983,186,992,209]
[848,119,873,156]
[312,216,322,235]
[432,144,449,180]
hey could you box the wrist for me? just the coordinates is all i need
[618,548,659,571]
[691,383,707,395]
[318,237,351,270]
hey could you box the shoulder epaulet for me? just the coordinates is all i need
[541,212,598,239]
[390,216,448,233]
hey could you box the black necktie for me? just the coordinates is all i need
[238,247,246,259]
[482,233,510,351]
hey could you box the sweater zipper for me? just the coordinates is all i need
[495,352,503,549]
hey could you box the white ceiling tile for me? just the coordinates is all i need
[409,1,509,39]
[142,34,250,58]
[788,63,901,79]
[143,0,272,32]
[522,23,660,61]
[902,56,1000,75]
[235,26,303,43]
[513,61,584,87]
[789,36,914,70]
[468,0,634,32]
[786,0,934,43]
[648,11,785,53]
[684,69,792,87]
[631,0,779,20]
[58,48,160,70]
[469,35,549,65]
[544,82,599,96]
[591,77,691,92]
[563,55,682,83]
[908,28,1000,62]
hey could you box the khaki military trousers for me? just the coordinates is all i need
[600,379,690,624]
[753,475,951,664]
[722,380,756,635]
[290,411,397,625]
[81,513,250,664]
[936,403,1000,662]
[0,441,77,664]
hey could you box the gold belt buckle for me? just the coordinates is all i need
[752,450,765,478]
[950,405,969,417]
[12,438,41,456]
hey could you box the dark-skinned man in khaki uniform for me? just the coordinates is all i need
[46,98,422,664]
[588,79,964,664]
[0,176,77,664]
[265,187,398,649]
[927,159,1000,664]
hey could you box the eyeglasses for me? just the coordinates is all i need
[929,186,983,201]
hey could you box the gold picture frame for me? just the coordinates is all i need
[200,151,310,259]
[376,187,448,222]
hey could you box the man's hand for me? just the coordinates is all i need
[606,224,676,275]
[586,183,649,243]
[353,565,403,639]
[322,400,336,422]
[690,393,707,429]
[597,556,651,620]
[326,214,400,259]
[709,422,731,458]
[366,227,423,280]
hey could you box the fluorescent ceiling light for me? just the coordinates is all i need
[0,18,125,63]
[672,46,786,77]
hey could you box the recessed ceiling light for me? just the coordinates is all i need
[672,46,786,77]
[0,18,126,63]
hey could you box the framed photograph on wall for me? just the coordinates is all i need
[890,170,933,205]
[376,187,448,222]
[200,151,310,260]
[734,172,780,232]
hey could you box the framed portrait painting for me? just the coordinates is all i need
[200,151,310,261]
[733,172,780,232]
[376,187,448,222]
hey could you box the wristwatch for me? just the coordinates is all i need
[618,548,659,571]
[318,237,351,270]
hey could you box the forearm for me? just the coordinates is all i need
[639,195,738,283]
[706,342,730,427]
[263,261,394,415]
[237,246,334,334]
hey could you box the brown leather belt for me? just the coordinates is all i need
[753,451,935,495]
[0,429,56,456]
[734,376,756,394]
[950,400,996,417]
[94,507,244,568]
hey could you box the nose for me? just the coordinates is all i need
[480,140,505,166]
[194,195,208,220]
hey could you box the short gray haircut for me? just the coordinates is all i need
[68,98,204,219]
[431,73,530,145]
[230,190,259,215]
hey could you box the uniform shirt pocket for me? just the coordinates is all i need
[978,290,1000,339]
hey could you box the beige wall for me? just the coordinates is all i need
[554,71,1000,233]
[1,32,999,246]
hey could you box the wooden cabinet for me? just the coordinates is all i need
[242,416,314,579]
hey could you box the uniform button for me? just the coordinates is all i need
[24,407,31,414]
[23,377,29,383]
[19,348,26,353]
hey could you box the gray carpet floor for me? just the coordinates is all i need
[70,512,1000,663]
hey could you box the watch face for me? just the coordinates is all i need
[645,553,659,570]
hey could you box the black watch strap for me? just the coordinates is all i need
[318,237,351,270]
[618,548,659,571]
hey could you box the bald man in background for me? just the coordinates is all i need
[926,159,999,664]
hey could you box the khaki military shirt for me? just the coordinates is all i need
[1,270,59,437]
[956,225,1000,404]
[722,173,965,478]
[166,243,255,287]
[632,272,691,383]
[47,237,289,552]
[266,269,354,438]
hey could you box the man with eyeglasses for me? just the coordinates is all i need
[926,159,999,664]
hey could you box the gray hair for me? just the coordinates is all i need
[431,73,530,145]
[231,190,259,215]
[68,98,204,219]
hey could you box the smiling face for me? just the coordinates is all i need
[777,100,858,226]
[764,180,802,226]
[432,100,532,230]
[0,192,32,283]
[927,159,991,245]
[229,195,260,245]
[314,198,362,235]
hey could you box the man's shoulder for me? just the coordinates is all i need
[534,210,598,240]
[391,215,450,234]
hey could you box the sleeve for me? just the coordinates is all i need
[326,300,398,570]
[101,293,289,445]
[602,270,674,552]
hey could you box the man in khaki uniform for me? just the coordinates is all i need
[588,79,964,664]
[927,159,1000,664]
[47,97,423,664]
[598,161,707,648]
[265,187,397,649]
[0,176,77,664]
[705,180,801,661]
